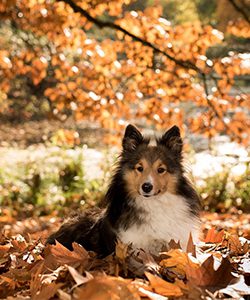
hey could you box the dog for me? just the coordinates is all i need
[47,124,200,256]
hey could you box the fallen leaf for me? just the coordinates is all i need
[217,275,250,298]
[227,235,244,255]
[115,240,128,261]
[67,265,93,286]
[186,255,236,288]
[75,275,140,300]
[145,272,183,297]
[204,228,224,243]
[160,249,198,277]
[57,289,72,300]
[48,241,88,267]
[138,286,168,300]
[0,244,11,257]
[186,233,196,257]
[33,282,63,300]
[168,239,181,250]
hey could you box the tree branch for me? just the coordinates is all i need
[58,0,203,74]
[227,0,250,24]
[59,0,240,138]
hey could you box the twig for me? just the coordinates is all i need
[227,0,250,24]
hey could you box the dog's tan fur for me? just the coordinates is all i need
[124,157,178,198]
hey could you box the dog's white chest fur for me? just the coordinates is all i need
[118,192,200,253]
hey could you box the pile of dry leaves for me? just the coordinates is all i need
[0,211,249,300]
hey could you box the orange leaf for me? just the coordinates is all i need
[204,227,225,243]
[160,249,198,277]
[145,272,183,297]
[75,275,140,300]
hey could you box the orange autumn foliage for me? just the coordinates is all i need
[0,0,249,144]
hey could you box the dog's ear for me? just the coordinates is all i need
[122,124,143,151]
[159,125,183,155]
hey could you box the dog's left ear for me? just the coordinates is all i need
[159,125,183,155]
[122,124,143,151]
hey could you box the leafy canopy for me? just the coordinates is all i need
[0,0,249,143]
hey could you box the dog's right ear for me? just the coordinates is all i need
[122,124,143,151]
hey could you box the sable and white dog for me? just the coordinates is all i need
[47,124,200,256]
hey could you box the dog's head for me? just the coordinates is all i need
[121,124,183,198]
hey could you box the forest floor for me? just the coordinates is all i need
[0,207,249,300]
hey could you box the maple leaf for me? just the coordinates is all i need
[186,255,237,288]
[46,241,89,268]
[160,249,199,278]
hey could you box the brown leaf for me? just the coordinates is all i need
[145,272,183,297]
[0,244,11,257]
[204,227,225,243]
[186,233,196,257]
[48,241,88,267]
[160,249,198,277]
[67,265,93,286]
[168,239,181,250]
[115,240,128,262]
[75,275,140,300]
[57,289,72,300]
[186,255,236,288]
[227,235,244,255]
[33,282,63,300]
[30,261,45,298]
[11,236,27,252]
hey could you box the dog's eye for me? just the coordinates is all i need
[157,167,166,174]
[136,166,144,172]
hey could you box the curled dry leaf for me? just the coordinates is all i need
[224,234,246,255]
[138,287,168,300]
[145,271,183,297]
[74,275,140,300]
[160,249,199,277]
[47,241,89,267]
[67,265,93,286]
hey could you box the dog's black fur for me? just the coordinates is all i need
[47,125,200,256]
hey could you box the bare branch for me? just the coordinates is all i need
[227,0,250,24]
[58,0,203,74]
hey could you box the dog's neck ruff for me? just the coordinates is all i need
[117,192,200,254]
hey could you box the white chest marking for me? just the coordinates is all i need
[118,192,200,254]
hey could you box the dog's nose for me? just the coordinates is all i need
[142,182,153,193]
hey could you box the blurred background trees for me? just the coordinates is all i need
[0,0,249,143]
